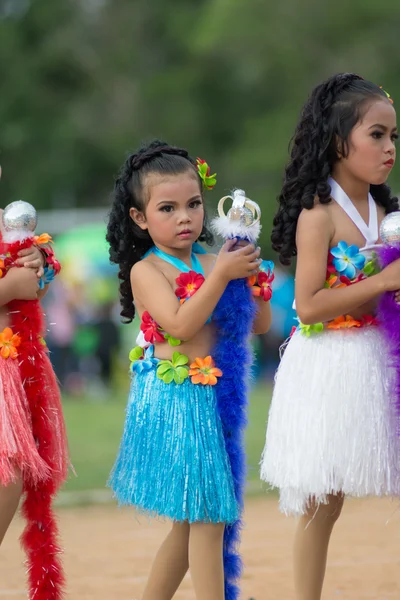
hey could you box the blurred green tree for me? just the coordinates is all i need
[0,0,400,252]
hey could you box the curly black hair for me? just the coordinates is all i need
[106,139,214,322]
[272,73,398,265]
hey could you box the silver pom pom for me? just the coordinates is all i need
[2,200,37,233]
[380,211,400,246]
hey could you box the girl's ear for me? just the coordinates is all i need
[335,135,343,159]
[130,207,148,230]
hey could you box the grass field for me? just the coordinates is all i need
[61,383,272,493]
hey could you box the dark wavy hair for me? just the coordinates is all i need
[106,139,214,322]
[272,73,398,265]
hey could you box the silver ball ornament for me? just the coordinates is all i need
[380,211,400,246]
[2,200,37,232]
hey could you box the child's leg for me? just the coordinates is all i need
[189,522,225,600]
[142,521,190,600]
[293,493,344,600]
[0,472,23,545]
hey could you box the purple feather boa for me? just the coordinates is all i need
[377,244,400,424]
[212,278,257,600]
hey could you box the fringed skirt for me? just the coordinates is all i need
[260,327,400,515]
[109,369,239,523]
[0,356,49,487]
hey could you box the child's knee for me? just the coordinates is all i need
[305,493,344,524]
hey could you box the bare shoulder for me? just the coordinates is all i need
[297,204,333,239]
[198,252,217,265]
[197,251,216,276]
[130,257,167,284]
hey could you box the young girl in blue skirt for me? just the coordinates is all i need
[106,139,272,600]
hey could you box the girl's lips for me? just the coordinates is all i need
[177,230,192,238]
[384,159,395,168]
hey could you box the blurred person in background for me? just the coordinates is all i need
[43,277,78,390]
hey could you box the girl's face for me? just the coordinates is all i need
[130,171,204,253]
[336,99,397,185]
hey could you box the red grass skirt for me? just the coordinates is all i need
[0,355,49,486]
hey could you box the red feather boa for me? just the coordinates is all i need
[5,237,68,600]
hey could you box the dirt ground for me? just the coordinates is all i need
[1,496,400,599]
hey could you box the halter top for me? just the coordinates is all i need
[137,243,211,348]
[296,178,381,336]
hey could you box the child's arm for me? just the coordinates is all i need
[295,207,400,324]
[37,286,49,300]
[131,240,261,341]
[252,299,272,335]
[0,267,40,305]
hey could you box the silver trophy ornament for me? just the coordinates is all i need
[212,189,262,243]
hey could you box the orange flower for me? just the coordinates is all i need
[34,233,53,245]
[247,274,257,287]
[0,327,21,359]
[0,259,5,279]
[189,356,222,385]
[327,315,361,330]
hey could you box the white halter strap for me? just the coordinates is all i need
[328,177,379,250]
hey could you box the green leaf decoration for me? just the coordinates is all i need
[156,352,189,384]
[299,321,324,336]
[129,346,144,363]
[363,258,378,276]
[204,175,217,188]
[157,360,173,375]
[174,367,189,384]
[165,334,181,347]
[199,162,208,175]
[163,370,174,384]
[172,351,189,367]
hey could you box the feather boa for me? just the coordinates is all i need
[377,244,400,427]
[5,238,68,600]
[212,278,257,599]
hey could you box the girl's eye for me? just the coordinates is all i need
[189,200,202,209]
[371,131,383,139]
[160,205,174,213]
[392,133,399,142]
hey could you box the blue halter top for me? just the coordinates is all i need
[143,243,211,322]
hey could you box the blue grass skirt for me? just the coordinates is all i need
[108,368,239,524]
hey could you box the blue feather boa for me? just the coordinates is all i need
[212,278,257,599]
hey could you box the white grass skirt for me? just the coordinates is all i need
[260,327,400,515]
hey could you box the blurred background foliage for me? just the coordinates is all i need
[1,0,400,244]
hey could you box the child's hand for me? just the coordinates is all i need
[215,238,261,282]
[15,246,45,278]
[6,267,40,300]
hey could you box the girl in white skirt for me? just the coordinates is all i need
[261,73,400,599]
